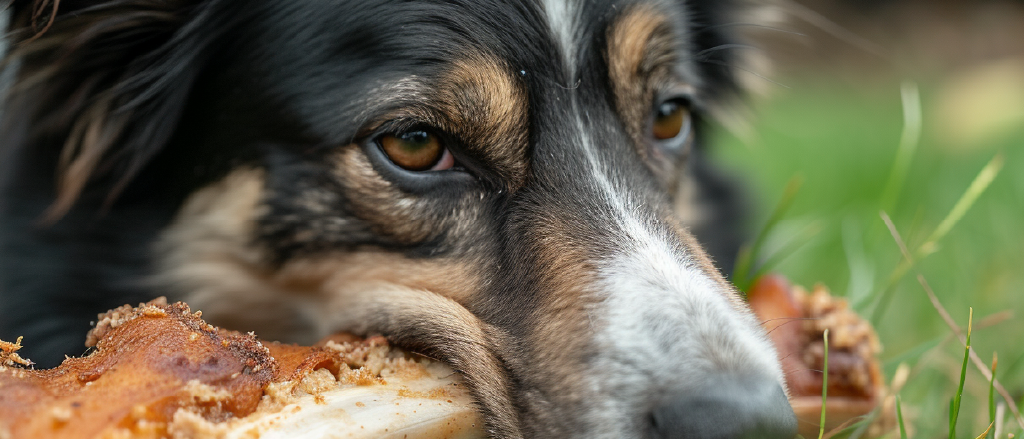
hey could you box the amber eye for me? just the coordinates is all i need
[651,100,689,140]
[378,129,453,171]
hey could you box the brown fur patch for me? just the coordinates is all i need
[44,96,128,223]
[151,169,296,337]
[510,212,604,420]
[606,3,680,155]
[435,54,529,188]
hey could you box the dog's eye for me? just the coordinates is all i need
[651,99,690,141]
[378,129,454,171]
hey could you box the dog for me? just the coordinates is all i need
[0,0,796,437]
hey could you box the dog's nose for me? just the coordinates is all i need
[650,374,797,439]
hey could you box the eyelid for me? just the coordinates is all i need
[651,95,692,127]
[655,92,692,110]
[370,118,429,138]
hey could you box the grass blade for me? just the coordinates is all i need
[950,308,974,439]
[750,221,823,281]
[975,423,994,439]
[846,408,881,439]
[880,211,1024,430]
[989,353,998,439]
[884,335,944,371]
[733,175,803,292]
[919,154,1004,257]
[880,82,923,213]
[871,154,1004,325]
[819,328,830,439]
[950,398,957,439]
[897,395,909,439]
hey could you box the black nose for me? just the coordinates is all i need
[650,374,797,439]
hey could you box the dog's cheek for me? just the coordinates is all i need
[151,168,322,341]
[151,166,493,339]
[155,168,268,270]
[279,254,485,306]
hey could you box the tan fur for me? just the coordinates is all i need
[523,231,599,413]
[671,172,712,226]
[435,54,530,189]
[150,169,304,339]
[606,4,679,156]
[496,209,616,424]
[528,213,599,339]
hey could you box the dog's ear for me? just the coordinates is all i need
[2,0,231,221]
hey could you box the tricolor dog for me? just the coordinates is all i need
[0,0,797,437]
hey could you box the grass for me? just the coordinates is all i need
[712,75,1024,437]
[821,328,830,439]
[950,308,973,439]
[990,353,999,439]
[899,395,910,439]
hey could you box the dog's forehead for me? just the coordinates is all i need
[538,0,691,73]
[245,0,694,128]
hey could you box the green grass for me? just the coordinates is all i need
[712,77,1024,437]
[899,395,910,439]
[819,328,830,439]
[950,308,973,439]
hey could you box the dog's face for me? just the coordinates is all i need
[3,0,795,437]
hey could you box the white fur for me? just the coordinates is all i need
[541,0,580,72]
[570,110,785,436]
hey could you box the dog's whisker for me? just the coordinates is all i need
[760,316,819,325]
[694,43,765,59]
[765,317,820,336]
[697,21,808,38]
[696,58,791,89]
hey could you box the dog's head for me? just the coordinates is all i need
[3,0,794,437]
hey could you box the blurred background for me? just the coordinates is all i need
[715,0,1024,436]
